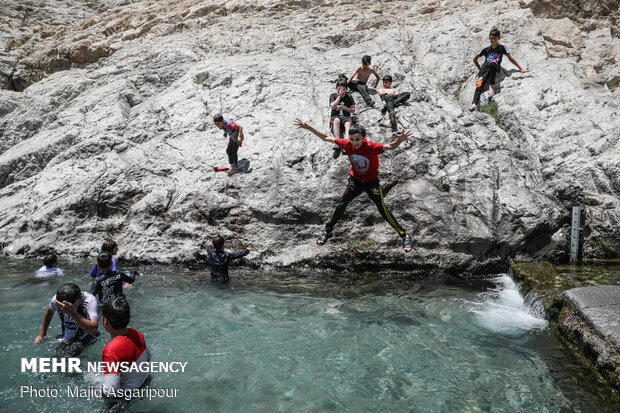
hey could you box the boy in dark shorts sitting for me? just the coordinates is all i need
[468,28,529,111]
[375,75,411,132]
[347,55,380,107]
[294,119,413,252]
[329,80,356,158]
[207,235,254,282]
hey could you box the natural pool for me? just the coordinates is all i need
[1,258,618,412]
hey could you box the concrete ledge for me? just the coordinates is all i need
[559,285,620,389]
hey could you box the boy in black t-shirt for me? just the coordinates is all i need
[329,80,356,158]
[468,28,529,111]
[90,253,139,304]
[207,235,254,282]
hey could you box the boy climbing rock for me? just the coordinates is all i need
[468,28,529,111]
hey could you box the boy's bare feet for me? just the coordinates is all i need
[488,85,495,97]
[227,168,238,175]
[468,104,476,112]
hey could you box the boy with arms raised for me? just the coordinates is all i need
[294,119,413,252]
[347,55,380,107]
[468,28,529,111]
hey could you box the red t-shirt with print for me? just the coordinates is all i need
[335,138,384,182]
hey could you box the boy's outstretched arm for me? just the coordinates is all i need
[383,130,412,151]
[294,119,337,144]
[347,66,360,84]
[506,54,529,73]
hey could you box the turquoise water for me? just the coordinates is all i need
[0,258,618,412]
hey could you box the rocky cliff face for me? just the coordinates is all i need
[0,0,618,274]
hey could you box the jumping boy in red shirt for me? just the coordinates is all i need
[294,119,413,252]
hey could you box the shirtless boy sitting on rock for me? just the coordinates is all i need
[347,55,380,108]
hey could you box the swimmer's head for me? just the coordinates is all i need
[56,283,81,306]
[97,253,112,271]
[101,239,118,256]
[362,55,371,68]
[213,235,225,251]
[213,113,225,129]
[102,298,130,330]
[43,253,58,268]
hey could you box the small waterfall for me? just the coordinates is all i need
[471,274,548,335]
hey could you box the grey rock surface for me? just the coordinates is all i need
[0,0,618,272]
[560,285,620,388]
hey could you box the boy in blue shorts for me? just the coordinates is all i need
[468,28,529,111]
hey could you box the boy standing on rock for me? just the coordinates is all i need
[213,113,244,175]
[375,75,411,132]
[468,28,529,111]
[347,55,380,107]
[294,119,413,252]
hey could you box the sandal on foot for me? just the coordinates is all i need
[317,231,333,245]
[402,233,413,252]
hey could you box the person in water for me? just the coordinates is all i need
[375,75,411,132]
[468,28,529,111]
[213,113,245,175]
[35,253,64,278]
[294,119,413,252]
[34,283,99,356]
[207,235,253,282]
[90,239,119,279]
[347,55,380,107]
[90,253,140,304]
[101,298,151,398]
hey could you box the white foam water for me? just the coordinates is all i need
[472,274,548,335]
